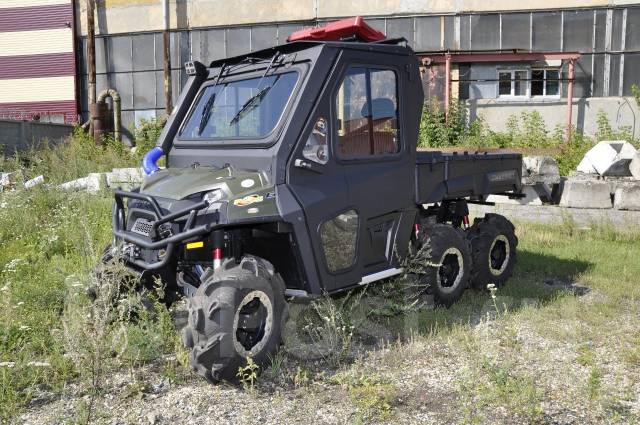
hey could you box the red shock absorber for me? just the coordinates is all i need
[462,215,470,229]
[212,230,224,270]
[414,223,421,239]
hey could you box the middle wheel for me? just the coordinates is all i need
[419,224,472,307]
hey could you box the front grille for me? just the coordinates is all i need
[132,218,153,236]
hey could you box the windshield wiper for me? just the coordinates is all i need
[228,53,281,126]
[229,86,272,125]
[197,63,226,135]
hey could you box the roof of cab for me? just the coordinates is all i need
[207,38,414,69]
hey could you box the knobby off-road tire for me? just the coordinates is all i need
[466,214,518,290]
[420,224,472,307]
[182,256,287,383]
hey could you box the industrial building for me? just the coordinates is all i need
[0,0,77,123]
[2,1,640,141]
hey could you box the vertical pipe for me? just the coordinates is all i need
[86,0,96,107]
[566,59,575,143]
[445,54,452,123]
[163,0,173,115]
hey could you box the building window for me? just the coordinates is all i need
[531,69,560,97]
[498,70,528,97]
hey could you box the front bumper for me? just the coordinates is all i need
[112,189,218,270]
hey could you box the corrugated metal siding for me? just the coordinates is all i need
[0,0,69,9]
[0,28,74,57]
[0,0,77,123]
[0,4,73,33]
[0,100,76,121]
[0,76,75,103]
[0,53,75,79]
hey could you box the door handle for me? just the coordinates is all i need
[294,159,323,174]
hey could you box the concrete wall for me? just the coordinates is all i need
[0,119,74,155]
[76,0,640,35]
[470,97,640,138]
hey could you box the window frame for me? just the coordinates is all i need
[497,67,562,101]
[175,65,304,147]
[530,68,561,99]
[332,65,402,162]
[497,69,529,99]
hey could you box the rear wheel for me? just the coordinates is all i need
[419,224,472,307]
[182,256,287,383]
[466,214,518,290]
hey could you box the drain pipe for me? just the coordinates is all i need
[97,88,121,142]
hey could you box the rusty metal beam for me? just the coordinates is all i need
[420,52,581,65]
[444,54,451,122]
[163,0,173,114]
[86,0,96,107]
[566,59,575,142]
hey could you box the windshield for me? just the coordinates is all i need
[180,71,298,140]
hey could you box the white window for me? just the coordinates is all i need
[498,70,528,98]
[531,69,560,97]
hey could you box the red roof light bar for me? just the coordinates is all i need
[287,16,386,43]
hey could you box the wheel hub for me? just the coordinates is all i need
[489,235,510,276]
[233,291,273,358]
[437,247,464,293]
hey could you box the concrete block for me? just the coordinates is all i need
[630,152,640,180]
[559,180,612,209]
[486,185,542,206]
[106,167,144,189]
[577,140,637,176]
[522,156,561,185]
[59,173,106,194]
[59,176,89,192]
[0,173,10,187]
[86,173,107,194]
[24,175,44,189]
[614,185,640,211]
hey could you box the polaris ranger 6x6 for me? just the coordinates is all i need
[109,17,523,383]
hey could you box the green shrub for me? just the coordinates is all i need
[132,118,167,161]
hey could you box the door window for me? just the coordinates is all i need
[320,210,359,272]
[335,67,399,158]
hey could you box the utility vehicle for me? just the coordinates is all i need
[109,17,522,383]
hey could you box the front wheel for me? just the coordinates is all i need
[182,256,287,383]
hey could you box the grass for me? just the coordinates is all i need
[1,135,640,423]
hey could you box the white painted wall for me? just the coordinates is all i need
[469,97,640,138]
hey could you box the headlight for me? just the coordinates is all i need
[203,189,223,204]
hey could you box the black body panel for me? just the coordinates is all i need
[415,151,523,204]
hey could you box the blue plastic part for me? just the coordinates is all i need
[142,147,164,175]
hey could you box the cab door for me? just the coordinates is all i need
[287,96,352,292]
[330,54,416,285]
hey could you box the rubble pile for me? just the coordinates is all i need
[482,140,640,211]
[0,168,144,194]
[561,141,640,210]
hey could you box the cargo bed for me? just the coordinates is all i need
[415,151,522,204]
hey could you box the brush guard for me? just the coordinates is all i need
[112,190,218,271]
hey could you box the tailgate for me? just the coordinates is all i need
[415,151,522,204]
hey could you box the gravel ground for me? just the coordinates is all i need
[18,285,640,425]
